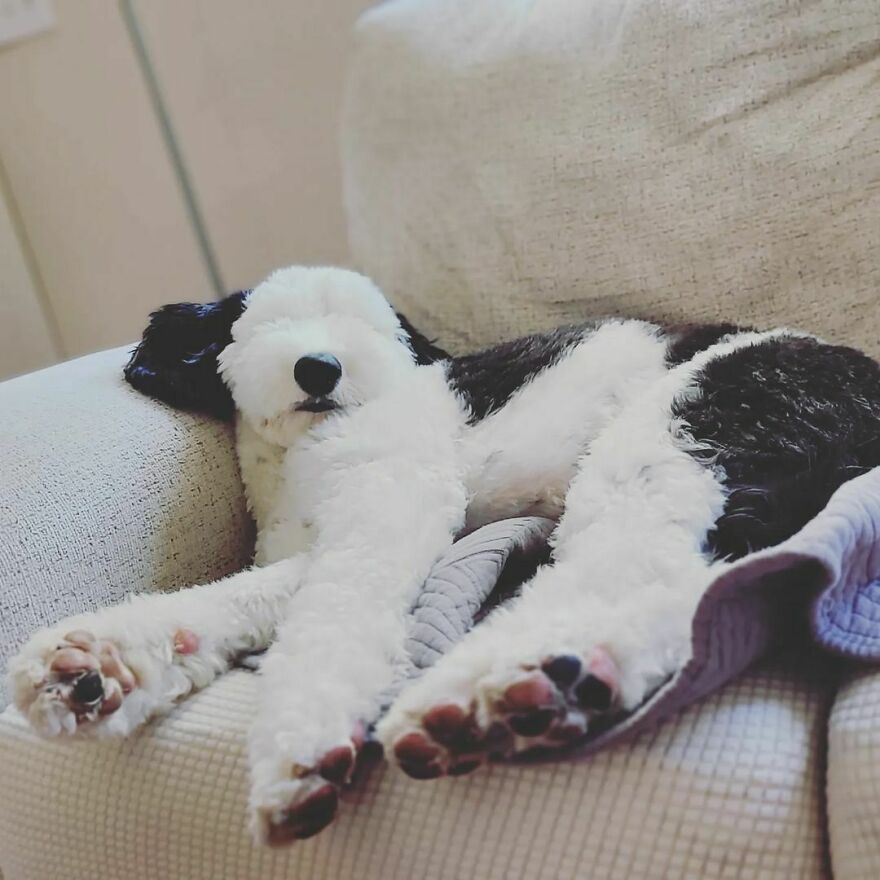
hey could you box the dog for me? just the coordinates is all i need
[9,265,880,844]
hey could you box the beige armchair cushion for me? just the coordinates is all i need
[343,0,880,353]
[0,656,829,880]
[827,668,880,880]
[0,346,252,708]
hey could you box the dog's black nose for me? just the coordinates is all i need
[294,353,342,397]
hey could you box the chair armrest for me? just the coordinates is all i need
[0,346,253,707]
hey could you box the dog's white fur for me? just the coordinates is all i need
[7,266,777,842]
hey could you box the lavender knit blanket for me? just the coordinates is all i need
[403,466,880,755]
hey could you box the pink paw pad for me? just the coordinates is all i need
[173,629,200,655]
[44,632,138,721]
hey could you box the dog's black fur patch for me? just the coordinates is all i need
[446,325,593,423]
[397,314,450,365]
[124,292,250,420]
[676,334,880,559]
[664,322,746,366]
[124,292,449,420]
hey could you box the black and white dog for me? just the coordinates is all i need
[9,266,880,844]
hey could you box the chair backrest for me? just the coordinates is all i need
[343,0,880,354]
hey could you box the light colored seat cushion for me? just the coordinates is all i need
[0,657,829,880]
[0,347,252,708]
[343,0,880,353]
[827,668,880,880]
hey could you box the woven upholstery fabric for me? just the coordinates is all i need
[0,347,253,708]
[0,657,829,880]
[827,668,880,879]
[343,0,880,354]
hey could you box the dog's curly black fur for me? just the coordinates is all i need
[675,335,880,558]
[124,292,250,420]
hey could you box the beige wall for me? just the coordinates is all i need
[133,0,374,294]
[0,164,59,379]
[0,0,373,380]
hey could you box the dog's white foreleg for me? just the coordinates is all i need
[247,366,467,843]
[8,556,306,737]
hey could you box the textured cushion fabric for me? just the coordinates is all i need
[0,347,253,708]
[0,657,829,880]
[343,0,880,353]
[827,668,880,879]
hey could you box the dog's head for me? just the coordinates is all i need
[124,266,448,444]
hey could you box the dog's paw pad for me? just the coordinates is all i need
[392,702,510,779]
[318,744,356,786]
[260,725,379,845]
[573,647,620,710]
[393,731,446,779]
[382,647,625,775]
[500,672,558,712]
[541,654,583,688]
[30,632,139,729]
[266,782,339,845]
[497,672,561,736]
[423,703,483,752]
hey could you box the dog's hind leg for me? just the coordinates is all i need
[379,331,783,776]
[8,555,306,737]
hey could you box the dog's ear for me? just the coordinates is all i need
[124,291,249,420]
[396,312,450,365]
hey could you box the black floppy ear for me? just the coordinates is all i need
[124,291,249,421]
[396,312,450,364]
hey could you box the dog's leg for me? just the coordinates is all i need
[8,556,306,737]
[246,399,467,843]
[247,470,467,843]
[380,331,781,777]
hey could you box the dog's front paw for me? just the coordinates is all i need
[249,722,382,845]
[8,624,201,737]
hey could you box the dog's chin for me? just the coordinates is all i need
[294,398,338,414]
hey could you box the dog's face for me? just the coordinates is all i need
[124,266,449,443]
[218,267,420,445]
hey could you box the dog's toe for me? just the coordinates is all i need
[394,731,446,779]
[318,744,356,786]
[266,781,339,845]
